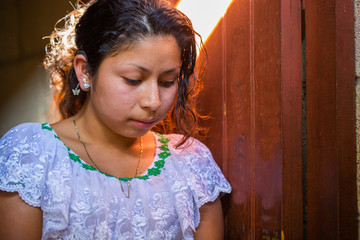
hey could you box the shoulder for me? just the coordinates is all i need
[1,122,43,137]
[164,133,211,156]
[0,122,56,207]
[1,122,56,155]
[0,122,54,160]
[162,133,215,172]
[161,131,231,186]
[1,122,55,139]
[156,133,231,236]
[158,133,227,189]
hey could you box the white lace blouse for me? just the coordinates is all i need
[0,123,231,240]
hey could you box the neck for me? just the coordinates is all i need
[73,103,143,152]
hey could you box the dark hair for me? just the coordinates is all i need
[44,0,206,147]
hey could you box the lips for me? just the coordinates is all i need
[131,118,158,129]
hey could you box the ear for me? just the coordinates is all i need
[73,54,92,91]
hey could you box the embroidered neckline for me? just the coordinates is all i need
[41,123,170,181]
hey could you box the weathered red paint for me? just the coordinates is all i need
[306,0,357,239]
[198,0,298,238]
[280,0,303,239]
[194,0,355,238]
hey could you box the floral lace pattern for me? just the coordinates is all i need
[41,123,170,181]
[0,123,231,240]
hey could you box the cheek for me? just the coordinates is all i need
[92,83,132,111]
[162,88,178,109]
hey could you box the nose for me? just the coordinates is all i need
[139,80,162,111]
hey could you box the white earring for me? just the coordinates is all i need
[82,77,91,89]
[72,83,80,95]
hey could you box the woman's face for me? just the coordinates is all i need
[88,35,181,138]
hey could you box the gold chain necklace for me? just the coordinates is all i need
[73,117,143,198]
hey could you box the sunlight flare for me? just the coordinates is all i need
[176,0,233,44]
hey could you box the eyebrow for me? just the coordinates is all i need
[127,63,180,74]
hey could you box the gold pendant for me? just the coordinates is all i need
[120,179,130,198]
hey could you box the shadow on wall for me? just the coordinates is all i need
[0,0,76,136]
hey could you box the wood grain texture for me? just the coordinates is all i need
[280,0,303,239]
[336,0,357,238]
[305,0,357,239]
[198,0,303,239]
[252,0,282,238]
[224,0,251,238]
[196,0,356,238]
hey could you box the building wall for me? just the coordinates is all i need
[0,0,75,136]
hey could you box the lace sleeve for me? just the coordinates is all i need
[168,136,231,237]
[0,123,48,207]
[183,139,231,206]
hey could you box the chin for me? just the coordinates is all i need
[117,128,150,139]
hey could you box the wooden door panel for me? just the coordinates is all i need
[280,0,303,239]
[224,0,252,238]
[252,0,282,238]
[305,0,357,239]
[193,0,356,238]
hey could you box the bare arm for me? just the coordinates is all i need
[194,197,224,240]
[0,191,43,240]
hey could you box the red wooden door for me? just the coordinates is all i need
[195,0,356,239]
[197,0,303,238]
[305,0,357,239]
[169,0,357,239]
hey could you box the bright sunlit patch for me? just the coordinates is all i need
[176,0,233,45]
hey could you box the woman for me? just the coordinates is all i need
[0,0,231,239]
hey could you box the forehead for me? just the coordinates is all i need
[122,35,181,55]
[99,35,181,73]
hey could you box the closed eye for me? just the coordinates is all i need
[159,75,179,88]
[124,78,141,85]
[160,80,176,87]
